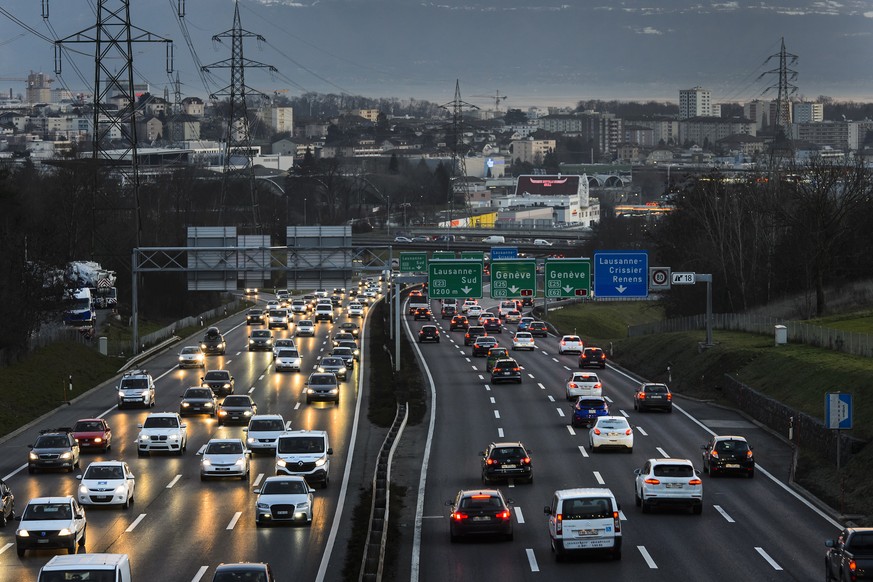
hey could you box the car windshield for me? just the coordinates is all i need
[309,375,336,386]
[181,347,201,355]
[278,436,325,454]
[269,310,285,317]
[35,436,69,448]
[205,441,243,455]
[252,330,271,338]
[143,416,178,428]
[73,421,103,432]
[333,348,352,356]
[645,384,669,393]
[299,320,313,326]
[275,340,294,347]
[597,419,629,430]
[515,334,531,340]
[185,388,212,399]
[278,350,299,358]
[653,464,695,478]
[490,447,525,461]
[120,378,148,389]
[262,479,308,495]
[578,375,599,382]
[563,497,613,520]
[23,503,73,520]
[577,399,605,408]
[250,419,284,431]
[322,358,343,367]
[459,495,502,510]
[84,464,124,480]
[715,439,749,452]
[222,396,250,407]
[564,336,580,342]
[204,372,229,381]
[849,533,873,551]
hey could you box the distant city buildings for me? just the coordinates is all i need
[679,86,720,119]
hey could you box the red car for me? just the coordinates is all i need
[71,418,112,452]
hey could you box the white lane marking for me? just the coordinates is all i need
[225,359,233,364]
[713,505,735,523]
[755,547,783,570]
[285,421,293,430]
[125,513,147,533]
[578,445,589,458]
[563,365,571,371]
[566,426,576,436]
[552,357,559,362]
[422,515,443,519]
[294,402,301,410]
[235,351,241,356]
[494,410,500,419]
[253,473,265,488]
[196,445,206,456]
[593,471,605,485]
[526,549,540,572]
[191,566,209,582]
[619,510,627,521]
[96,405,116,419]
[656,447,670,458]
[527,373,535,378]
[226,511,242,530]
[498,428,504,438]
[485,385,491,391]
[537,383,546,390]
[490,397,496,404]
[465,357,471,363]
[603,395,613,403]
[455,345,461,349]
[638,546,658,569]
[0,543,13,554]
[556,408,565,417]
[166,474,182,488]
[637,426,648,436]
[248,386,256,394]
[508,481,515,488]
[547,395,555,402]
[471,365,478,370]
[514,507,525,524]
[542,350,549,355]
[619,409,629,418]
[258,374,265,381]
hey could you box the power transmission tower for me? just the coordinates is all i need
[50,0,173,251]
[759,37,798,139]
[440,80,479,237]
[202,0,277,230]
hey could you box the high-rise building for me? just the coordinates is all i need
[793,102,824,124]
[26,71,54,104]
[679,86,716,119]
[744,100,772,131]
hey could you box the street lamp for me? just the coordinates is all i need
[304,197,307,226]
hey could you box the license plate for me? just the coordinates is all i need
[472,516,491,521]
[666,483,683,489]
[726,463,740,468]
[576,529,598,535]
[277,510,289,515]
[217,468,229,471]
[588,409,596,414]
[38,539,49,544]
[502,372,511,375]
[502,464,517,469]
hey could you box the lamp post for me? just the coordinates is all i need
[304,197,307,226]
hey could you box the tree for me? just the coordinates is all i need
[504,109,527,125]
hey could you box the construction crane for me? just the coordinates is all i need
[472,90,508,112]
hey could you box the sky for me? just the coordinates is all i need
[2,0,873,110]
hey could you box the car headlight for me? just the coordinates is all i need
[277,459,287,467]
[181,402,190,407]
[257,502,270,510]
[201,459,211,466]
[339,367,347,374]
[29,452,37,460]
[234,458,245,466]
[60,452,72,459]
[295,502,310,510]
[249,339,255,344]
[247,437,256,444]
[58,528,73,536]
[139,434,149,442]
[317,366,325,373]
[307,388,315,394]
[244,410,253,416]
[223,383,231,389]
[200,343,207,349]
[315,457,326,467]
[218,410,227,416]
[169,434,179,441]
[17,530,29,537]
[115,485,127,494]
[204,402,214,407]
[140,390,150,397]
[78,485,88,495]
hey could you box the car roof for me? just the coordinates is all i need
[553,487,616,500]
[713,435,748,441]
[458,488,505,498]
[648,457,694,466]
[27,496,75,504]
[146,412,180,418]
[251,414,284,421]
[206,438,245,444]
[562,335,580,340]
[490,441,526,448]
[83,460,125,467]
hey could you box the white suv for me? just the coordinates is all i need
[544,488,622,561]
[137,413,188,456]
[275,430,333,488]
[314,303,334,323]
[558,335,584,355]
[245,414,287,452]
[116,370,156,409]
[634,458,703,514]
[16,496,87,557]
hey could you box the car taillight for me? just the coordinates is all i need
[644,478,660,484]
[625,429,633,435]
[569,383,577,389]
[521,457,531,465]
[746,450,753,458]
[593,428,601,435]
[556,513,563,534]
[580,354,588,360]
[497,510,511,520]
[710,450,719,458]
[666,393,673,401]
[452,512,468,521]
[849,559,857,572]
[600,353,606,360]
[595,383,602,389]
[560,340,566,345]
[512,367,520,372]
[689,478,702,485]
[613,511,621,533]
[486,458,497,465]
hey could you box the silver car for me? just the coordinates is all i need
[200,439,250,480]
[275,348,302,372]
[255,476,314,526]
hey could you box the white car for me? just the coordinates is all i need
[393,236,413,243]
[461,299,478,314]
[268,308,290,329]
[466,305,483,318]
[266,300,280,309]
[77,461,135,508]
[272,338,297,360]
[558,335,584,355]
[498,300,518,318]
[362,288,378,299]
[634,458,703,514]
[589,416,634,453]
[177,346,205,368]
[137,413,188,456]
[512,331,536,351]
[295,320,315,336]
[245,415,287,453]
[15,497,87,557]
[348,303,364,317]
[255,476,315,526]
[566,372,602,400]
[275,348,302,372]
[533,239,553,246]
[290,299,308,314]
[314,288,329,298]
[200,438,250,481]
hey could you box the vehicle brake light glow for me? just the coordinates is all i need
[471,495,491,499]
[613,511,621,532]
[638,392,646,399]
[452,512,468,521]
[710,450,719,458]
[556,513,563,534]
[746,450,753,458]
[595,383,602,389]
[625,429,633,435]
[486,459,497,465]
[689,478,702,485]
[569,383,577,389]
[496,510,511,520]
[644,478,660,485]
[593,428,601,435]
[521,457,530,465]
[666,393,673,401]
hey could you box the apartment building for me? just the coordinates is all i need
[509,138,555,164]
[792,102,824,124]
[680,86,718,119]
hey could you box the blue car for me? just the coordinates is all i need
[518,317,534,332]
[571,396,609,428]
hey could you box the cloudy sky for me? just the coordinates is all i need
[2,0,872,109]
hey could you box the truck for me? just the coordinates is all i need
[38,553,131,582]
[66,261,117,309]
[62,287,95,328]
[826,527,873,581]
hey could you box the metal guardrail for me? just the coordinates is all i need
[359,401,409,582]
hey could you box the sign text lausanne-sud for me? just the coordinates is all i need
[428,259,483,299]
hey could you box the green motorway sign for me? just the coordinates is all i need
[432,251,456,260]
[428,260,483,299]
[460,251,485,261]
[545,258,591,298]
[490,259,536,299]
[399,252,427,272]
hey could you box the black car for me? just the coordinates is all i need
[338,321,361,337]
[330,347,356,370]
[472,336,499,357]
[200,327,227,355]
[450,315,469,331]
[701,435,755,478]
[579,347,607,369]
[464,325,486,346]
[317,356,349,381]
[28,428,81,474]
[418,325,440,343]
[633,383,673,412]
[490,358,521,384]
[246,309,265,325]
[441,305,457,320]
[217,395,258,426]
[180,386,218,417]
[332,332,357,347]
[0,478,13,527]
[527,321,549,337]
[413,307,432,320]
[248,329,274,351]
[336,340,361,361]
[447,489,514,543]
[201,369,235,396]
[305,372,340,404]
[481,442,532,484]
[481,316,503,334]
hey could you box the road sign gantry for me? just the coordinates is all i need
[428,259,483,299]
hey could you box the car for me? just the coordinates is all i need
[579,346,607,369]
[447,489,514,543]
[200,438,250,481]
[305,372,341,404]
[314,288,329,298]
[116,369,156,409]
[265,300,280,310]
[71,418,112,452]
[217,395,258,426]
[413,307,433,320]
[15,496,87,557]
[472,336,499,357]
[481,441,532,484]
[244,287,259,296]
[246,308,265,325]
[825,528,873,582]
[466,305,483,319]
[177,345,205,368]
[571,396,610,428]
[76,461,135,508]
[481,316,502,334]
[347,302,364,317]
[28,428,80,473]
[336,340,361,360]
[544,488,623,561]
[521,296,534,307]
[701,435,755,478]
[486,347,511,372]
[490,358,522,384]
[512,331,536,351]
[330,294,343,307]
[317,356,348,380]
[419,324,440,343]
[295,319,315,336]
[533,239,553,246]
[408,298,429,315]
[332,331,357,347]
[634,458,703,514]
[633,383,673,412]
[442,298,458,307]
[464,325,486,346]
[272,338,296,360]
[244,414,286,453]
[211,563,276,582]
[136,413,187,456]
[314,303,334,323]
[518,316,534,331]
[333,287,346,295]
[200,327,227,355]
[528,321,549,337]
[393,236,413,243]
[565,372,602,400]
[338,321,360,337]
[201,369,235,396]
[290,299,308,314]
[248,329,274,351]
[0,478,14,527]
[275,430,333,487]
[589,416,634,453]
[504,310,521,324]
[441,304,457,319]
[268,308,290,329]
[558,335,584,355]
[275,348,302,372]
[461,299,478,314]
[497,300,517,318]
[179,386,218,417]
[255,475,314,527]
[330,346,356,370]
[276,291,290,308]
[450,315,469,331]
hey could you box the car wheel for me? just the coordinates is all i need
[552,539,564,562]
[692,503,703,515]
[306,398,312,404]
[667,406,673,414]
[613,548,622,560]
[78,526,86,546]
[16,545,25,557]
[0,510,6,527]
[710,467,718,477]
[635,490,641,507]
[626,447,633,454]
[702,460,709,474]
[200,474,207,481]
[137,450,147,457]
[450,531,459,543]
[748,469,755,479]
[481,472,489,485]
[633,400,638,411]
[505,532,514,541]
[123,494,130,509]
[641,497,651,513]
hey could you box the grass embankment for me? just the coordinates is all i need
[547,302,873,523]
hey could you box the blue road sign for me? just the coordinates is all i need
[593,251,649,298]
[490,246,518,260]
[825,392,853,430]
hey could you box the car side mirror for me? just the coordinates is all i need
[825,539,836,548]
[253,488,261,494]
[181,423,187,429]
[506,498,515,505]
[179,395,183,399]
[700,444,707,450]
[242,427,248,432]
[200,377,205,382]
[76,475,83,480]
[137,424,143,429]
[128,474,135,480]
[76,512,85,519]
[327,448,333,455]
[543,506,552,515]
[633,469,641,475]
[28,444,33,449]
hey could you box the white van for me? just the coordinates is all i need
[544,488,622,561]
[482,235,505,244]
[275,430,333,488]
[38,553,131,582]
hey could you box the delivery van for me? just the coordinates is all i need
[482,235,505,244]
[38,553,131,582]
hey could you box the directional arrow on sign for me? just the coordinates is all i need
[508,285,519,293]
[461,286,472,294]
[562,285,573,293]
[616,285,627,293]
